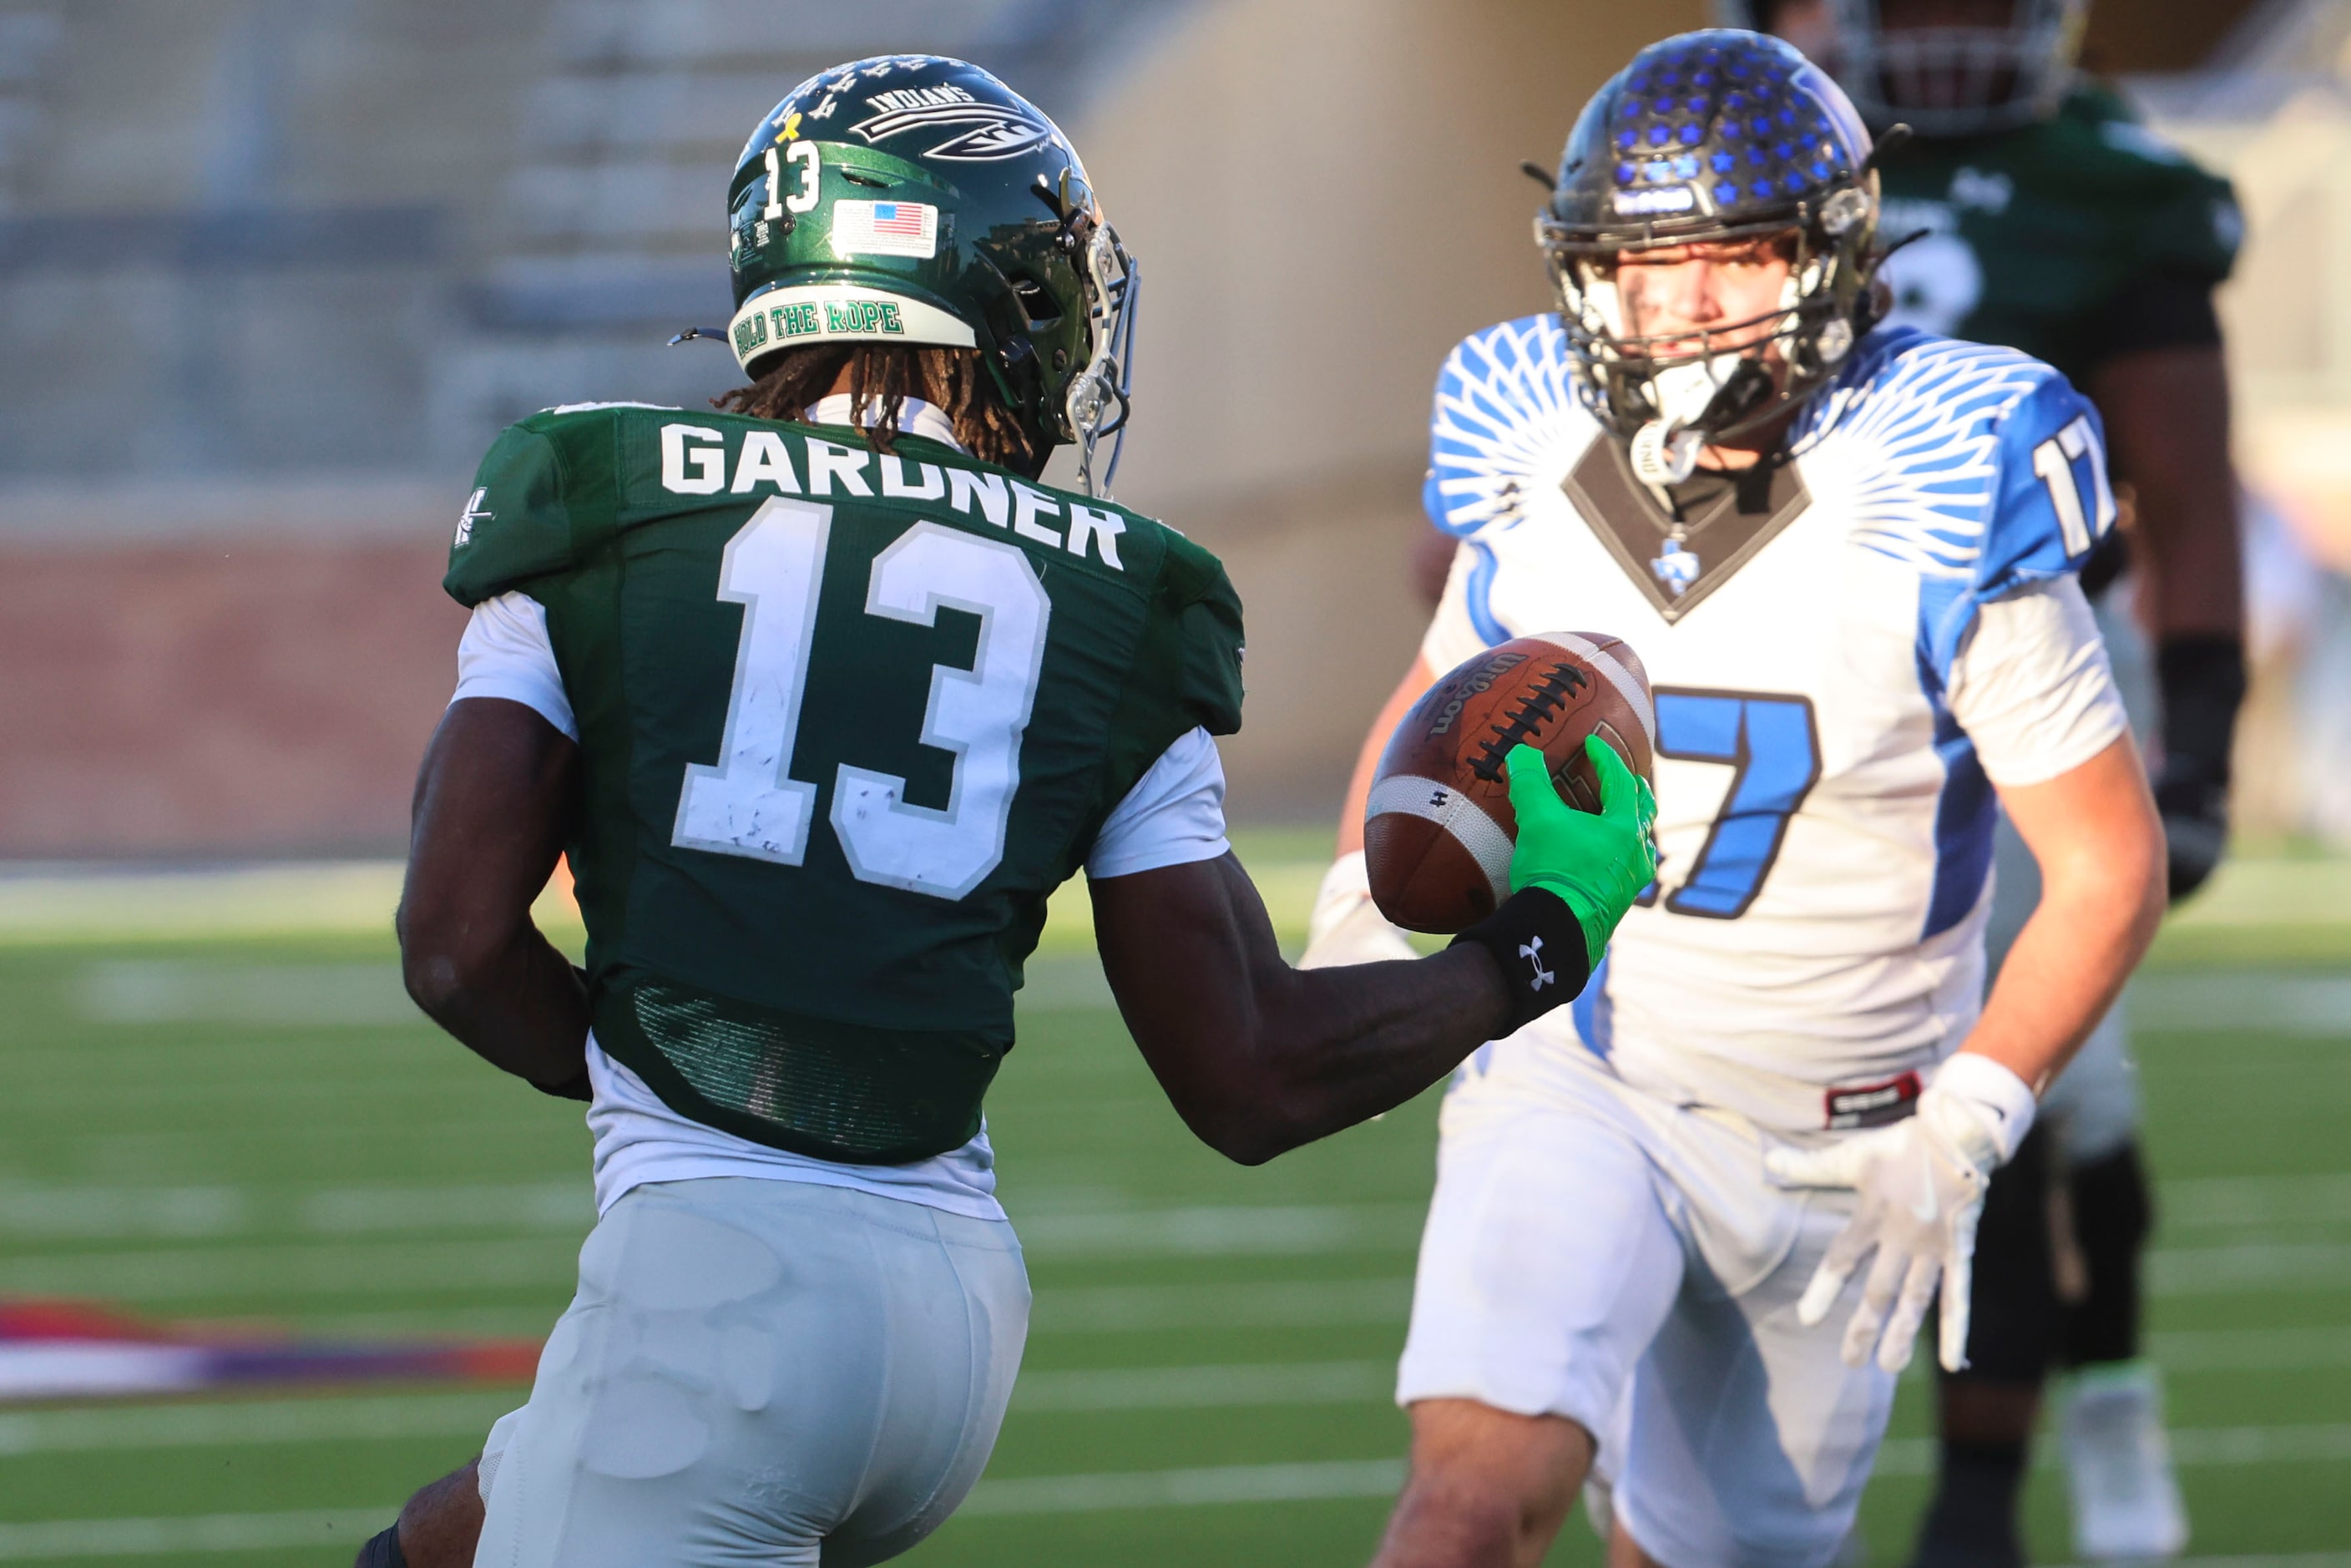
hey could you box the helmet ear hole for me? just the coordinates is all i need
[1010,276,1062,328]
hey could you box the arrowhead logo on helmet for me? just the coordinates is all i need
[852,88,1059,162]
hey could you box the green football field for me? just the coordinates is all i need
[1,844,2347,1565]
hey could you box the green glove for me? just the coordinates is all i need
[1504,737,1659,965]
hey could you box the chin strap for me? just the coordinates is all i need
[1629,357,1780,490]
[1629,420,1701,488]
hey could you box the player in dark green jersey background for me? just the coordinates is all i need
[356,55,1659,1568]
[1730,3,2247,1564]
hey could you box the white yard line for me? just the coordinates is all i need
[1030,1277,1415,1334]
[2163,1173,2351,1227]
[2146,1326,2351,1369]
[961,1457,1406,1516]
[0,1391,515,1456]
[0,1181,589,1242]
[0,1505,397,1560]
[3,1198,2347,1307]
[1012,1360,1390,1412]
[2130,972,2351,1034]
[1019,1203,1425,1257]
[2149,1241,2351,1295]
[934,1423,2351,1519]
[7,1170,2349,1246]
[1875,1422,2351,1476]
[2045,1558,2351,1568]
[73,962,415,1027]
[0,1237,583,1300]
[0,1369,1393,1456]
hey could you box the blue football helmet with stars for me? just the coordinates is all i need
[1538,30,1884,483]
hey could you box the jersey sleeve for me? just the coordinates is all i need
[2102,120,2242,288]
[1074,527,1246,877]
[1977,372,2116,602]
[1946,576,2129,786]
[443,422,577,609]
[452,591,577,740]
[1914,367,2116,685]
[1166,534,1246,738]
[1084,726,1231,879]
[1423,315,1578,539]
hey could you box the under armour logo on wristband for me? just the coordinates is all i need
[1519,936,1555,992]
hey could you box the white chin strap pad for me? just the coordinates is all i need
[1649,359,1728,430]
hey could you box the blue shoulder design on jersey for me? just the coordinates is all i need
[1798,326,2111,940]
[1797,326,2109,683]
[1422,315,1590,649]
[1423,314,1582,540]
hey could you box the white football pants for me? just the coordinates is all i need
[1398,1039,1898,1568]
[473,1176,1028,1568]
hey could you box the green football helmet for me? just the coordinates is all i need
[724,55,1140,494]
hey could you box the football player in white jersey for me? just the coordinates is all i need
[1303,30,2166,1568]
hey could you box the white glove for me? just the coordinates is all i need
[1301,851,1418,970]
[1763,1053,2037,1374]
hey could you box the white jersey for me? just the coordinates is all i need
[1421,321,2129,1135]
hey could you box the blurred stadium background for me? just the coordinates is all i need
[3,0,2350,1562]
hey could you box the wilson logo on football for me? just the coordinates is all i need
[852,87,1055,161]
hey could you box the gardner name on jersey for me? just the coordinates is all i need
[1422,318,2127,1133]
[446,401,1244,1166]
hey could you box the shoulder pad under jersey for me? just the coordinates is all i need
[1423,314,1595,540]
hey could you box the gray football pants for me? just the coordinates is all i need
[473,1177,1029,1568]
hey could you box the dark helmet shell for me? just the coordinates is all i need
[1544,29,1873,255]
[1537,30,1885,456]
[725,56,1131,464]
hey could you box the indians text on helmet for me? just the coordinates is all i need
[849,85,1057,162]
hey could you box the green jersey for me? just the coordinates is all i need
[1874,83,2242,389]
[445,404,1246,1165]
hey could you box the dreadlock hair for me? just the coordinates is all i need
[715,344,1044,474]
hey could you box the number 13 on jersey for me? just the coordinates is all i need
[672,498,1051,901]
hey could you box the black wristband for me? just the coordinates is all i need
[1449,888,1593,1036]
[2078,529,2131,601]
[357,1523,409,1568]
[2156,635,2247,789]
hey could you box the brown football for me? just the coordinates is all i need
[1365,632,1656,933]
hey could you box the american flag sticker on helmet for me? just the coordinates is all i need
[832,200,938,260]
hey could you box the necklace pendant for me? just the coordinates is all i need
[1651,536,1699,598]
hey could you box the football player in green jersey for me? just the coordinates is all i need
[352,56,1659,1568]
[1731,3,2247,1563]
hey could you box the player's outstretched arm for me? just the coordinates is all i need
[397,696,592,1095]
[1768,734,2164,1374]
[1095,740,1656,1166]
[1964,731,2167,1090]
[1094,852,1506,1164]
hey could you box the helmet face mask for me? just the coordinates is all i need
[1823,0,2085,136]
[1057,195,1142,497]
[722,56,1141,496]
[1541,31,1881,482]
[1571,233,1858,477]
